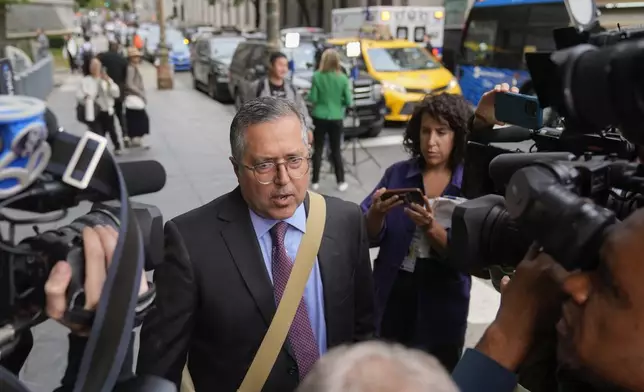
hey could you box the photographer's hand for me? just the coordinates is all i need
[476,244,565,372]
[474,83,520,127]
[44,226,148,335]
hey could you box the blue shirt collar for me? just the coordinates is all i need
[404,157,464,189]
[248,202,307,238]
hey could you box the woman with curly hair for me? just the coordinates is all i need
[360,93,473,372]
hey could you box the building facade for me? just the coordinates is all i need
[147,0,642,36]
[7,0,76,38]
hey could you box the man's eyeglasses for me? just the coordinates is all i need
[238,156,311,185]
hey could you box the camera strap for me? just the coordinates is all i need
[45,130,146,392]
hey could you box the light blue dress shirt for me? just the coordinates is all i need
[248,203,328,355]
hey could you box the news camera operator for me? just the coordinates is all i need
[0,227,171,392]
[0,104,174,392]
[452,208,644,392]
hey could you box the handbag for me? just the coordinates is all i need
[180,191,327,392]
[124,95,146,110]
[76,101,99,123]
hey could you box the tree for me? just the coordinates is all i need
[0,0,29,56]
[295,0,311,26]
[230,0,261,29]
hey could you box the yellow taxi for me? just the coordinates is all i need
[329,38,461,122]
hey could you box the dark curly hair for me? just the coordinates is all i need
[402,93,473,171]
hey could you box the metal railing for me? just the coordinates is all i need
[13,55,55,100]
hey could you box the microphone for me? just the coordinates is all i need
[8,160,167,213]
[118,160,167,196]
[469,125,533,144]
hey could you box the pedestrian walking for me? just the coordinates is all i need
[62,34,78,73]
[308,49,352,192]
[79,36,95,77]
[35,28,50,61]
[98,41,129,142]
[76,58,125,155]
[123,47,150,149]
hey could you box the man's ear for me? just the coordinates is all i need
[562,272,592,305]
[230,157,240,179]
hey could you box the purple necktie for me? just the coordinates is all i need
[270,221,320,380]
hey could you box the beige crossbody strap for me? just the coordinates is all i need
[237,191,326,392]
[180,192,326,392]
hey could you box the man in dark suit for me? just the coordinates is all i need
[137,96,375,391]
[97,41,128,140]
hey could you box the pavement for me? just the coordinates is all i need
[16,63,503,390]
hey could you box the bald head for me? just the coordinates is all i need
[297,342,459,392]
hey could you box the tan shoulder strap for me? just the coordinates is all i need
[238,191,326,392]
[180,192,327,392]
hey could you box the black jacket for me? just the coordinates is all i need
[137,188,376,391]
[98,51,128,97]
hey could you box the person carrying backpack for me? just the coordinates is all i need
[79,36,95,76]
[245,52,313,143]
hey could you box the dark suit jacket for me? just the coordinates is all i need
[137,188,375,391]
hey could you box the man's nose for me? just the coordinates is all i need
[274,164,290,185]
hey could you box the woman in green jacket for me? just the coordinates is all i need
[308,48,353,192]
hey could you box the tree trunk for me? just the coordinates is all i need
[0,4,7,58]
[295,0,311,26]
[254,0,260,29]
[266,0,279,49]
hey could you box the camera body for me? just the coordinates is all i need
[453,19,644,272]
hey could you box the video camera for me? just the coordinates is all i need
[451,0,644,273]
[0,96,167,391]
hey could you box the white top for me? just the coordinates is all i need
[76,76,120,115]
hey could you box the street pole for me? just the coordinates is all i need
[156,0,174,89]
[266,0,280,50]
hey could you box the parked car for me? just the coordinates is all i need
[228,36,385,138]
[147,28,192,72]
[191,34,246,101]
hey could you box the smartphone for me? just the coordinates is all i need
[380,188,424,206]
[495,91,543,130]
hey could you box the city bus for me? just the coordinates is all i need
[457,0,571,106]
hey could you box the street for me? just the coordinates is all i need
[18,64,501,390]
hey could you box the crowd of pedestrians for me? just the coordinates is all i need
[74,37,150,154]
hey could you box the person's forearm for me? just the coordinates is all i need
[475,323,524,373]
[365,209,385,241]
[424,223,448,256]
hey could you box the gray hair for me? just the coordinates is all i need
[296,342,459,392]
[229,96,309,164]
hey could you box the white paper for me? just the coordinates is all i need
[432,196,467,229]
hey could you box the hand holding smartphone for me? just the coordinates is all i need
[380,188,425,206]
[494,91,543,130]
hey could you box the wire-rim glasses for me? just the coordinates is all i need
[238,156,311,185]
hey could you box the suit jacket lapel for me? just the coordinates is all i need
[220,188,276,326]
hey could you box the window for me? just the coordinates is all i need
[396,27,408,40]
[414,27,425,43]
[232,43,254,68]
[282,42,317,71]
[197,40,209,57]
[462,19,498,66]
[210,38,245,59]
[247,45,268,69]
[366,47,440,72]
[462,3,569,69]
